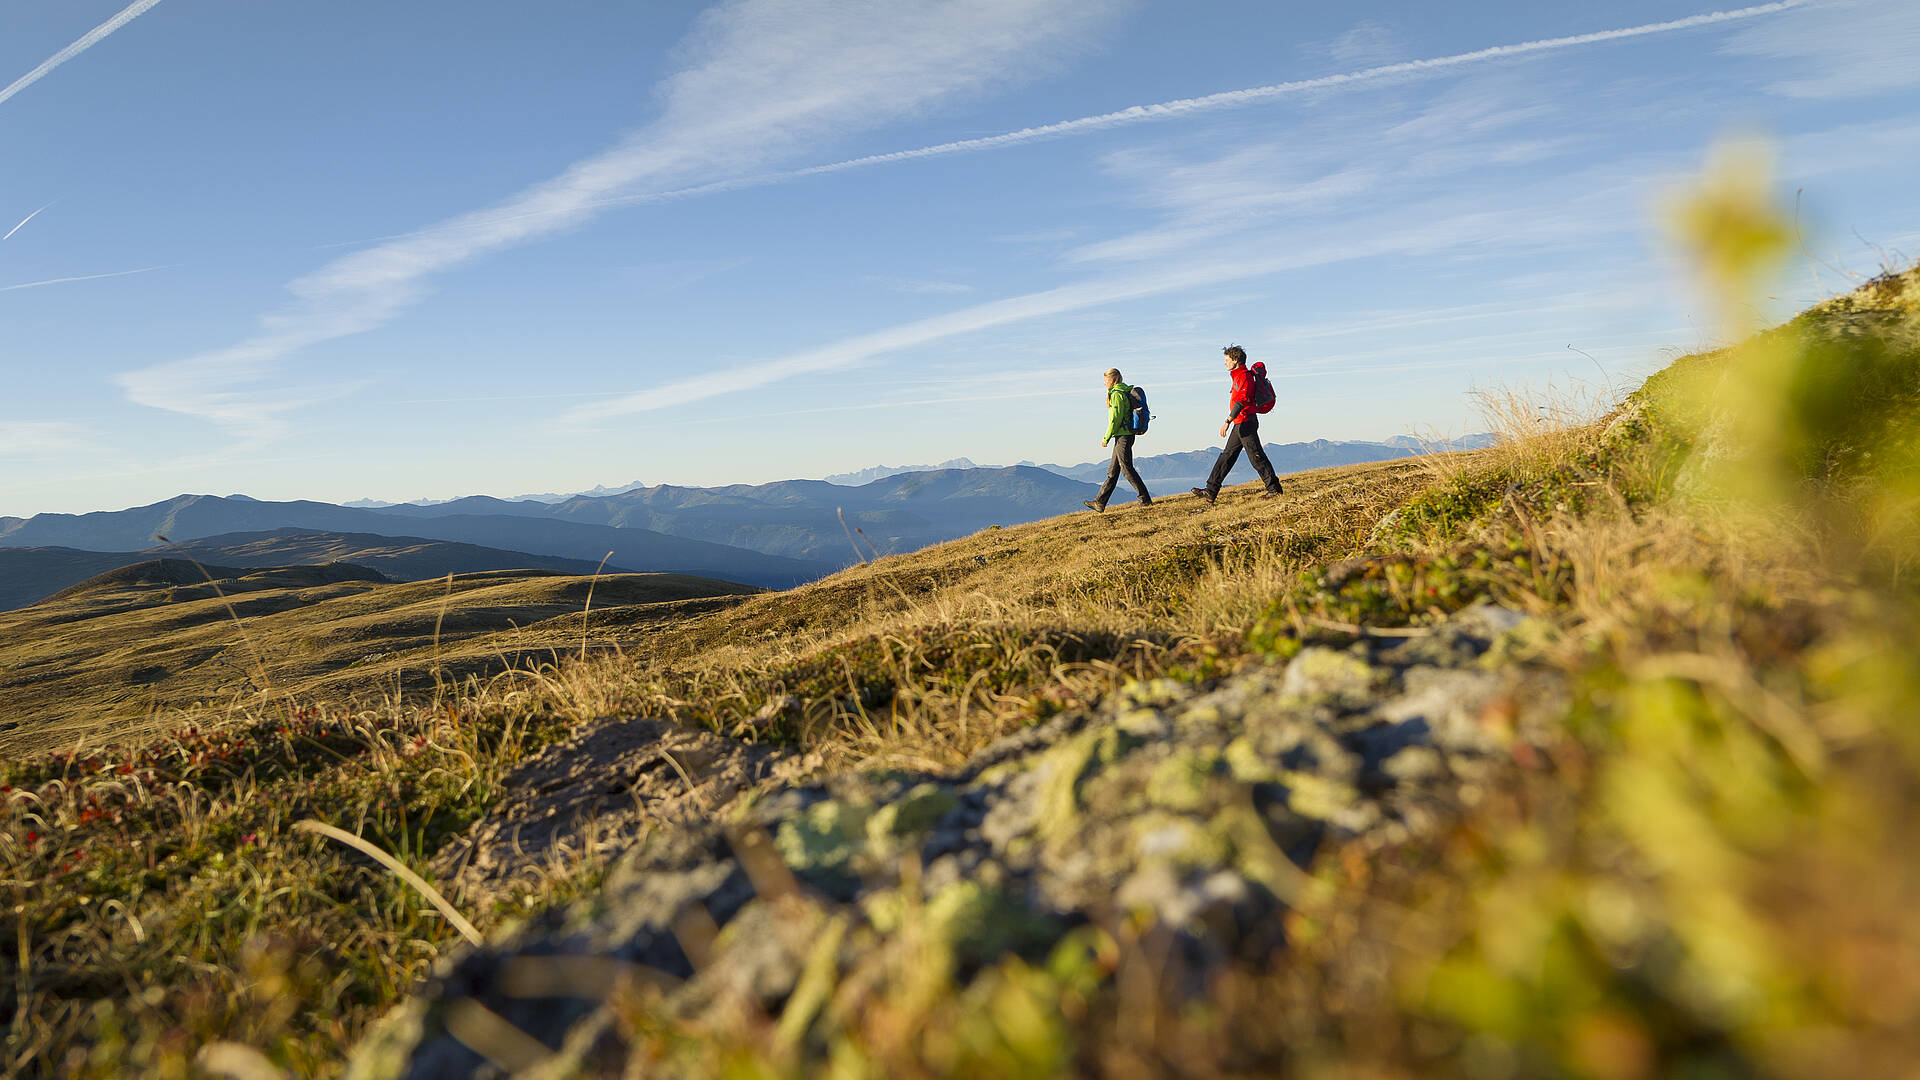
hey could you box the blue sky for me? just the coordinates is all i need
[2,0,1917,516]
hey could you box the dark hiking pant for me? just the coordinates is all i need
[1096,434,1150,507]
[1204,417,1282,497]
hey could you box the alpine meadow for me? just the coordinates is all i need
[5,1,1920,1078]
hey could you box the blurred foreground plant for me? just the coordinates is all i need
[1399,141,1920,1078]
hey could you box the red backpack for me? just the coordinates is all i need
[1248,362,1276,414]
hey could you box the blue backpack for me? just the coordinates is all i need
[1128,385,1152,436]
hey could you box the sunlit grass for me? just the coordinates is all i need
[4,142,1917,1077]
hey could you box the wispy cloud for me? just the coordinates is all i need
[867,275,977,295]
[562,122,1712,428]
[1723,0,1920,99]
[1319,21,1405,68]
[0,420,97,458]
[755,2,1810,182]
[119,0,1123,438]
[321,4,1813,261]
[3,203,52,241]
[1063,75,1581,266]
[0,264,174,292]
[560,205,1543,425]
[123,0,1815,441]
[0,0,167,109]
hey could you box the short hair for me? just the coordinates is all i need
[1104,367,1122,382]
[1223,345,1247,365]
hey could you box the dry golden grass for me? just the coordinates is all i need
[0,453,1458,1078]
[13,254,1916,1078]
[0,567,760,757]
[580,457,1445,772]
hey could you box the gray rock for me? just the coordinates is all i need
[349,604,1565,1078]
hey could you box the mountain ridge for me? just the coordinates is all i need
[0,529,646,612]
[0,499,827,589]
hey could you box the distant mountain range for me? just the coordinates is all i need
[364,465,1099,563]
[816,435,1492,491]
[1026,434,1496,487]
[0,468,1094,605]
[342,480,647,508]
[0,497,827,596]
[824,458,984,485]
[1,436,1493,610]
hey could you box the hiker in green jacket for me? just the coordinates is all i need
[1085,367,1152,512]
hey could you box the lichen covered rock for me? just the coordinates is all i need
[349,603,1563,1078]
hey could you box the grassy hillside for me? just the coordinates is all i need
[2,254,1916,1077]
[0,561,760,757]
[0,530,637,612]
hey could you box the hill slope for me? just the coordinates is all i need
[0,529,637,612]
[4,261,1917,1078]
[0,561,760,755]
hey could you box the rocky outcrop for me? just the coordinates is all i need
[349,604,1564,1079]
[432,717,812,915]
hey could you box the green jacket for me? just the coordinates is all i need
[1105,382,1134,441]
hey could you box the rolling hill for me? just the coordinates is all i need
[4,253,1914,1078]
[0,529,638,612]
[0,559,761,755]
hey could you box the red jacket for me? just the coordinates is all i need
[1226,364,1254,425]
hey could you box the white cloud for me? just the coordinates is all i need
[118,0,1123,438]
[755,1,1810,183]
[559,203,1567,425]
[1780,116,1920,179]
[1322,21,1404,68]
[1062,74,1585,267]
[0,420,98,458]
[118,0,1822,443]
[1066,152,1383,264]
[1723,0,1920,99]
[330,0,1813,262]
[868,276,978,295]
[560,120,1741,429]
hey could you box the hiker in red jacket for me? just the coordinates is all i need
[1191,345,1283,506]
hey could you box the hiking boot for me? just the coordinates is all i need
[1139,497,1154,507]
[1189,487,1214,506]
[1083,500,1105,513]
[1258,490,1278,500]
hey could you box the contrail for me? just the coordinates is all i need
[3,206,49,241]
[323,0,1813,251]
[0,0,168,109]
[0,264,173,293]
[779,1,1813,179]
[3,203,52,241]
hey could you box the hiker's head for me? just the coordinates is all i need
[1104,367,1122,388]
[1223,345,1247,368]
